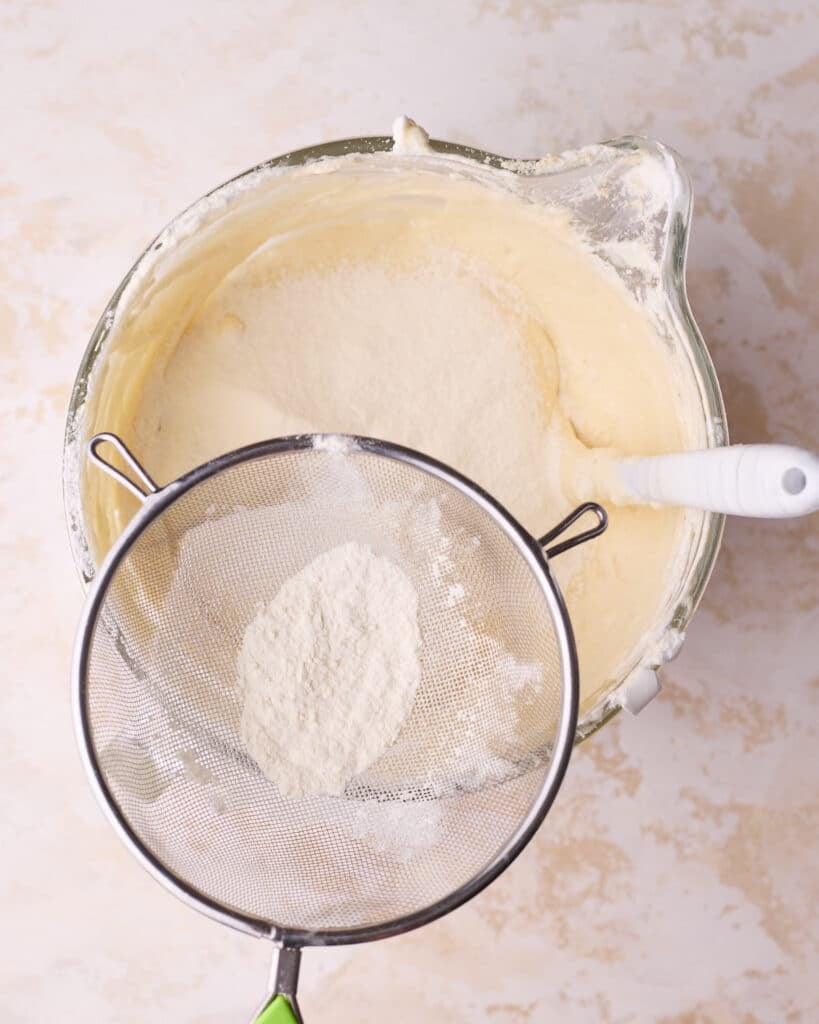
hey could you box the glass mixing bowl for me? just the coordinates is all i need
[63,132,726,739]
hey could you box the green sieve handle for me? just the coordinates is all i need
[255,995,301,1024]
[251,947,304,1024]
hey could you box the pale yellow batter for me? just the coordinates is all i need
[81,138,706,713]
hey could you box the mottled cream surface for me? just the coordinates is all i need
[5,1,818,1021]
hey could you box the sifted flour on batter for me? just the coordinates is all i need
[78,125,708,715]
[238,541,421,797]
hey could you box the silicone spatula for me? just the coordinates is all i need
[614,443,819,518]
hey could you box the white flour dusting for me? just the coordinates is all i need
[238,541,421,797]
[347,798,443,862]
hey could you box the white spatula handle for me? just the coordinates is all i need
[618,444,819,518]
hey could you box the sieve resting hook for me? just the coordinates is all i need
[88,432,159,503]
[538,502,608,559]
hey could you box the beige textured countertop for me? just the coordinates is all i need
[2,2,817,1020]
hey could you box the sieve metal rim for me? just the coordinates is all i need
[72,433,586,947]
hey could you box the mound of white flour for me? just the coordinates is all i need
[237,541,421,797]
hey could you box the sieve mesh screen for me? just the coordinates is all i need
[80,440,569,934]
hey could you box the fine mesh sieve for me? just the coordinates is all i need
[73,432,606,1023]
